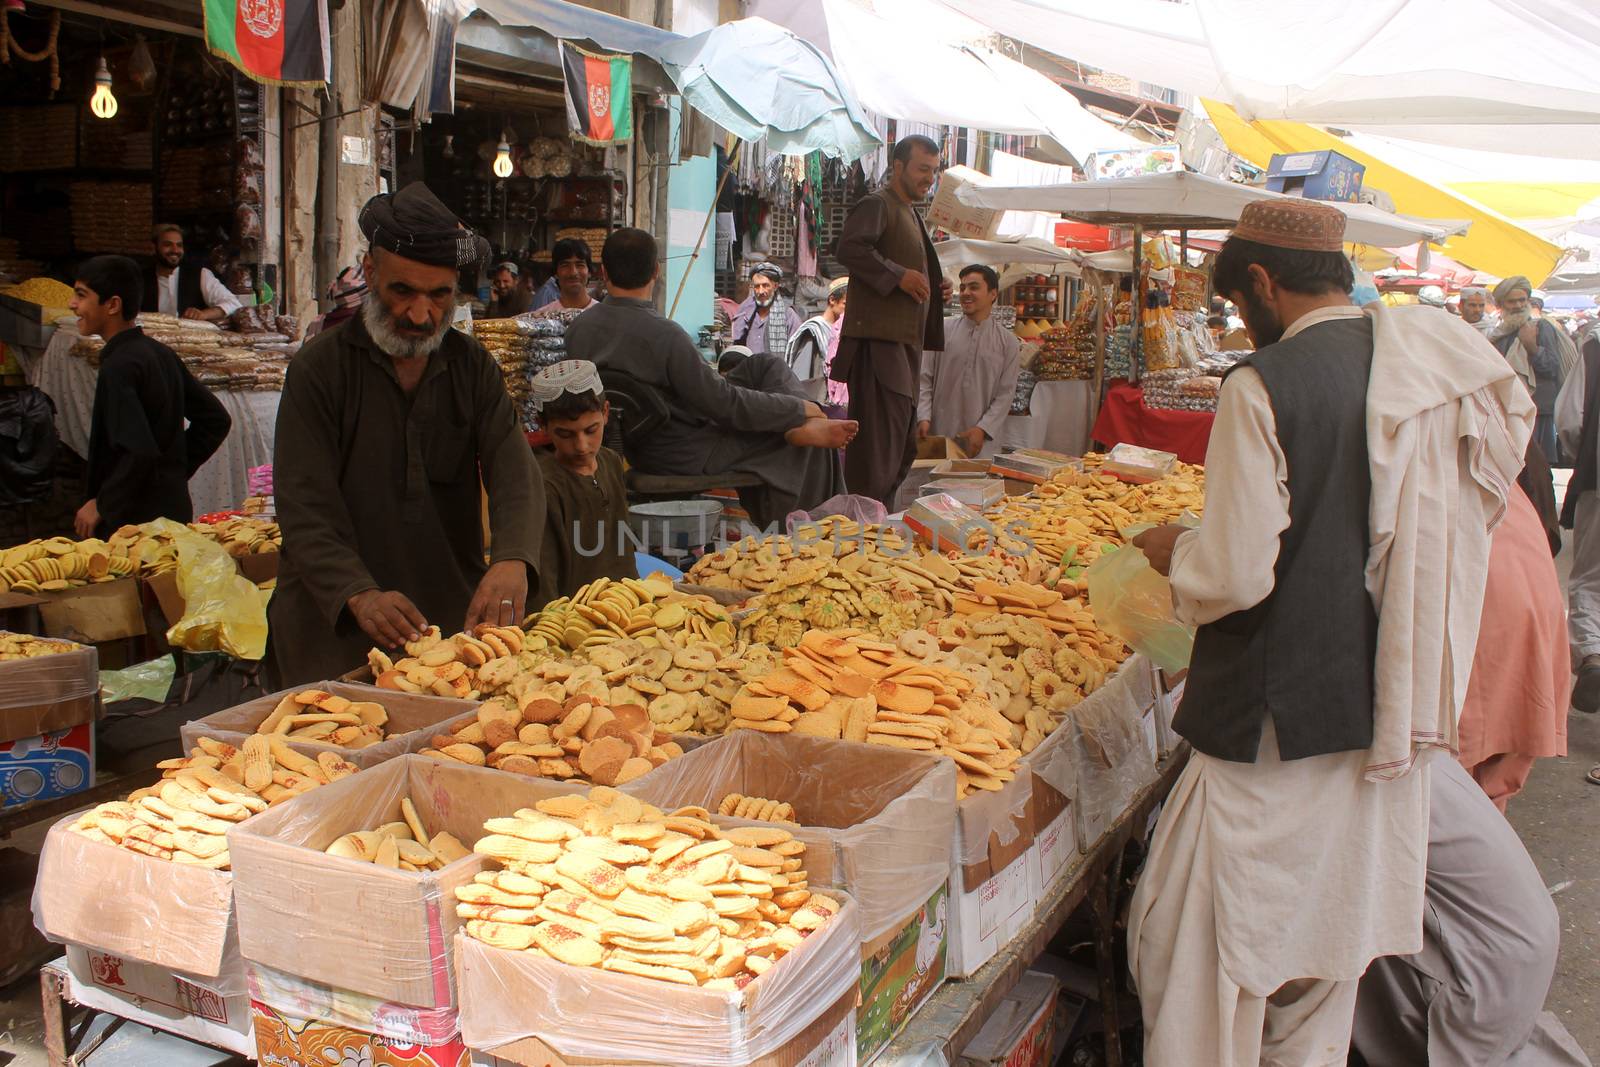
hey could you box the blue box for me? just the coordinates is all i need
[1265,150,1366,203]
[0,722,94,808]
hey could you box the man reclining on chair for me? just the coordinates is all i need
[565,228,856,529]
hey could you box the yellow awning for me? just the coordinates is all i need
[1203,100,1563,283]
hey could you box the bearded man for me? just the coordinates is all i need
[1492,275,1569,463]
[729,263,802,355]
[1460,285,1494,337]
[268,183,545,686]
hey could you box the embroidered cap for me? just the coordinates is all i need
[1232,198,1347,252]
[529,359,604,408]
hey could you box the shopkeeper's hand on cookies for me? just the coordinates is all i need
[73,498,100,539]
[1130,524,1187,578]
[348,588,428,648]
[465,559,528,631]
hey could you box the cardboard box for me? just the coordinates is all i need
[915,435,969,465]
[626,730,956,944]
[927,165,1001,240]
[247,960,462,1047]
[0,638,98,741]
[946,843,1034,979]
[36,819,243,983]
[37,578,146,642]
[228,755,582,1009]
[1266,150,1366,203]
[958,970,1059,1067]
[0,721,94,808]
[237,550,279,585]
[1086,143,1181,181]
[1029,804,1079,905]
[61,944,254,1057]
[457,894,862,1066]
[857,884,947,1065]
[252,999,467,1067]
[180,681,480,769]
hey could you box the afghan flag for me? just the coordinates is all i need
[203,0,330,87]
[561,42,633,146]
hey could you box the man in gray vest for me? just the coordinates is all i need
[832,135,949,507]
[1125,199,1537,1065]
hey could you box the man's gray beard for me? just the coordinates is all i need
[1494,308,1531,339]
[754,295,774,309]
[362,295,450,360]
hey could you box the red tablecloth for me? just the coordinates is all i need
[1090,380,1215,465]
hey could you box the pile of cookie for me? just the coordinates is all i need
[717,793,798,825]
[194,516,280,558]
[723,629,1020,798]
[369,624,541,700]
[579,634,764,736]
[524,575,738,654]
[0,536,137,594]
[0,632,83,660]
[458,786,841,989]
[419,682,684,787]
[324,796,473,871]
[66,736,355,868]
[251,688,391,749]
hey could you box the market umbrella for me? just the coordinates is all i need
[933,236,1083,287]
[656,17,879,162]
[1202,100,1562,284]
[955,171,1470,249]
[931,0,1600,159]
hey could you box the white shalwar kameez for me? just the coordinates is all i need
[1127,304,1533,1067]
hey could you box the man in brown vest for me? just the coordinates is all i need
[832,135,949,507]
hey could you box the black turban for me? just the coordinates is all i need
[359,182,490,269]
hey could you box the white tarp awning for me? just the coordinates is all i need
[937,0,1600,159]
[956,171,1471,248]
[934,236,1083,286]
[746,0,1144,167]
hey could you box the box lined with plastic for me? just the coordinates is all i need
[33,818,246,992]
[246,960,462,1046]
[620,730,956,943]
[228,754,590,1009]
[456,890,861,1064]
[0,636,98,739]
[1067,672,1156,852]
[180,681,480,769]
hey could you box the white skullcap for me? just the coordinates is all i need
[529,359,603,408]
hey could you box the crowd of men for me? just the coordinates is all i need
[61,146,1598,1066]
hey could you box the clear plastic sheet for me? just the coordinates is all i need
[1025,654,1155,807]
[0,635,96,711]
[622,731,956,942]
[99,655,175,705]
[179,680,479,769]
[228,754,586,1009]
[455,890,861,1063]
[1067,673,1156,848]
[786,493,889,533]
[32,817,248,993]
[246,960,463,1045]
[954,769,1033,873]
[146,517,270,660]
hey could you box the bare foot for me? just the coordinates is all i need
[786,417,858,449]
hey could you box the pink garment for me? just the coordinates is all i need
[824,312,848,407]
[1457,489,1569,780]
[533,295,595,317]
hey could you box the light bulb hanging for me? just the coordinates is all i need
[491,136,512,179]
[89,55,117,120]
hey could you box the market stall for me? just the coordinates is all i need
[28,322,281,516]
[22,452,1203,1067]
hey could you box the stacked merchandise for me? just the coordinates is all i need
[0,238,45,282]
[0,277,75,320]
[70,182,154,256]
[554,226,607,267]
[472,319,530,428]
[1032,297,1099,382]
[1140,367,1206,412]
[70,314,294,390]
[1140,303,1180,373]
[1104,323,1132,380]
[0,105,76,172]
[159,145,233,215]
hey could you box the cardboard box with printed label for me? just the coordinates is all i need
[252,999,469,1067]
[946,842,1035,979]
[180,681,480,769]
[927,165,1001,240]
[0,721,94,808]
[857,883,948,1065]
[229,755,589,1011]
[957,970,1059,1067]
[1067,658,1158,853]
[62,944,255,1057]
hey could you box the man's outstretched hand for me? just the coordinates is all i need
[1130,524,1188,577]
[465,560,528,630]
[786,417,859,449]
[348,589,428,648]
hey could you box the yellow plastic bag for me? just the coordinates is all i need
[1084,541,1194,671]
[147,518,270,660]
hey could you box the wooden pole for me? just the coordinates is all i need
[667,141,741,320]
[1130,223,1144,385]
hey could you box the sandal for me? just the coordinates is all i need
[1587,765,1600,787]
